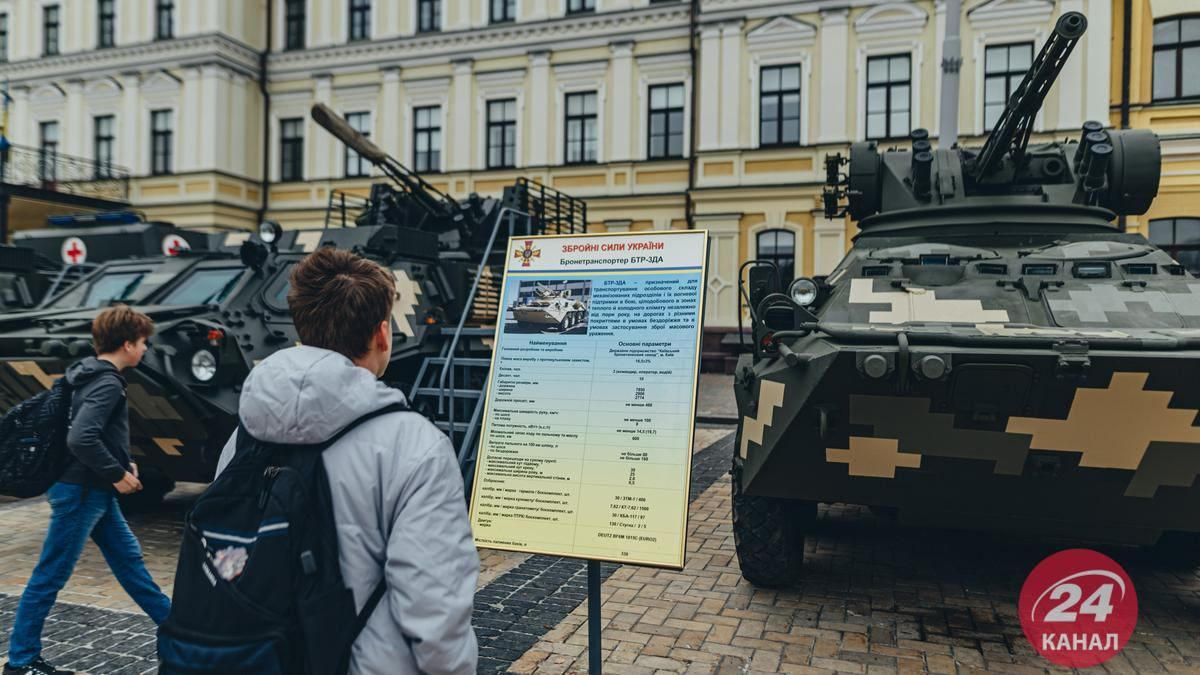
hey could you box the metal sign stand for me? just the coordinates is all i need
[588,560,601,673]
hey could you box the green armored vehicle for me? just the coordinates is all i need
[733,12,1194,586]
[0,105,585,503]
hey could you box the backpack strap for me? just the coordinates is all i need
[317,402,410,451]
[353,581,387,638]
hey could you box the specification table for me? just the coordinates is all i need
[470,231,708,568]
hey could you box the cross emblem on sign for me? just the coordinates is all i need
[61,238,87,265]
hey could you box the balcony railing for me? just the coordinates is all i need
[0,143,130,203]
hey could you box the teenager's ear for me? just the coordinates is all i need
[376,320,391,348]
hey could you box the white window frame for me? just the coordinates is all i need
[636,53,691,161]
[345,0,378,42]
[269,91,311,183]
[554,60,608,166]
[276,0,312,51]
[140,71,182,177]
[748,215,805,283]
[746,16,816,149]
[968,26,1048,137]
[403,77,451,174]
[475,69,526,170]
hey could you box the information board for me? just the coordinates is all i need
[469,230,708,569]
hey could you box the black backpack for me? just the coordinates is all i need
[0,377,74,498]
[157,403,407,675]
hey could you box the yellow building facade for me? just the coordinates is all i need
[0,0,1121,330]
[1111,0,1200,270]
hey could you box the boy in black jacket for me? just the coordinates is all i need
[4,306,171,675]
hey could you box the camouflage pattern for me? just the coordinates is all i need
[0,223,461,483]
[736,11,1196,548]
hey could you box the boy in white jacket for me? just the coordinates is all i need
[215,247,479,675]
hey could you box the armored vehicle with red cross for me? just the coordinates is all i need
[732,12,1197,586]
[0,106,584,505]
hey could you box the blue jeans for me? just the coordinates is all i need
[6,482,172,667]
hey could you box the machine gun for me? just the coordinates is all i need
[822,10,1160,225]
[971,12,1086,179]
[311,103,468,235]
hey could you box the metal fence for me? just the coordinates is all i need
[1,143,130,203]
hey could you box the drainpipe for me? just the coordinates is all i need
[1118,0,1131,231]
[256,0,273,225]
[1120,0,1131,129]
[938,0,962,148]
[685,0,699,229]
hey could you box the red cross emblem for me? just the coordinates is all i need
[513,240,541,268]
[61,237,87,265]
[162,234,190,257]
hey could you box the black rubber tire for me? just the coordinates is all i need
[731,467,814,587]
[1152,531,1200,570]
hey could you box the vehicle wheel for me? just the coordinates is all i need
[1153,531,1200,570]
[118,467,176,514]
[731,465,814,587]
[559,317,569,331]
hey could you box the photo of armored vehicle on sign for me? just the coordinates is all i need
[732,12,1198,587]
[507,282,590,333]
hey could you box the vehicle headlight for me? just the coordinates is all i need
[258,220,282,244]
[789,278,819,307]
[191,349,217,382]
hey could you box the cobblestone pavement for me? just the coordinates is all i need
[2,422,1199,674]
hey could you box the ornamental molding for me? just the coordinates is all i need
[966,0,1054,28]
[855,2,929,36]
[0,33,260,85]
[747,16,818,50]
[268,4,689,77]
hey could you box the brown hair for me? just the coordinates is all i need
[287,247,396,360]
[92,305,155,355]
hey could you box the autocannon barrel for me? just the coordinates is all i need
[973,11,1088,179]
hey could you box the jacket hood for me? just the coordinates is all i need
[238,345,407,445]
[65,356,122,387]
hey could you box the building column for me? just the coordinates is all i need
[528,52,551,167]
[1055,0,1086,131]
[179,67,202,173]
[198,66,226,171]
[118,73,141,174]
[524,0,549,22]
[312,74,334,179]
[230,73,248,177]
[450,59,474,171]
[380,67,402,159]
[63,80,86,158]
[812,211,847,276]
[719,21,743,150]
[695,214,741,328]
[1084,0,1112,125]
[609,42,634,162]
[818,9,850,144]
[698,25,721,152]
[8,86,30,149]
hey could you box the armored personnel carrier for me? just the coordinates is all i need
[510,285,588,331]
[0,105,585,503]
[732,12,1195,586]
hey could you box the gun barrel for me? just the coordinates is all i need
[311,103,389,165]
[973,11,1087,179]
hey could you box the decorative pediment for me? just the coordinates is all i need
[967,0,1054,28]
[29,84,66,103]
[855,2,929,36]
[84,77,122,99]
[746,16,817,49]
[141,70,182,94]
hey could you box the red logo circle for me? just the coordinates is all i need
[1019,549,1137,668]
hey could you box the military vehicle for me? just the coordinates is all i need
[0,104,585,504]
[510,285,588,331]
[0,211,215,313]
[732,11,1196,586]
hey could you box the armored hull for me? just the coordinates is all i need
[731,11,1195,587]
[737,226,1200,547]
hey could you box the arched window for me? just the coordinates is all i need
[1149,217,1200,274]
[756,229,795,283]
[1152,15,1200,102]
